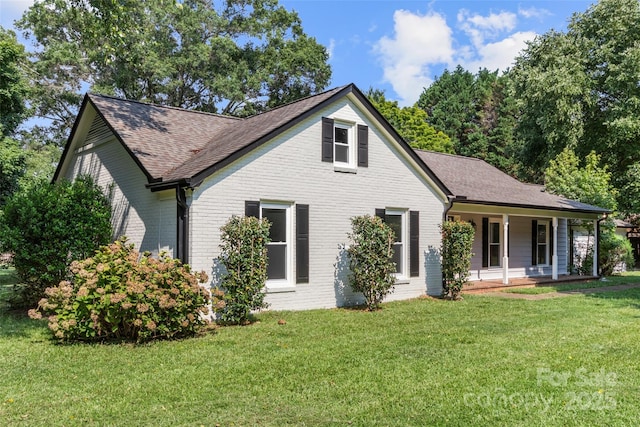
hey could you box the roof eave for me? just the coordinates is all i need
[451,198,611,216]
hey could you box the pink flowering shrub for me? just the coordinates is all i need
[29,237,220,342]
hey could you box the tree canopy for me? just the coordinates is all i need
[544,148,617,212]
[512,0,640,191]
[417,66,519,175]
[366,88,453,153]
[0,27,30,205]
[17,0,331,146]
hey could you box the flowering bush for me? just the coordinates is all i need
[216,216,270,325]
[29,238,218,342]
[347,215,396,310]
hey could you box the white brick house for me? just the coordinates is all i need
[55,84,608,309]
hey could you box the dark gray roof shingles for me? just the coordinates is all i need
[89,86,347,183]
[415,150,608,213]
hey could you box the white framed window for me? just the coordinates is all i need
[536,221,550,265]
[386,209,407,277]
[260,202,292,285]
[489,219,502,268]
[333,121,355,168]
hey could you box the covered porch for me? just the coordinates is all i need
[449,204,603,285]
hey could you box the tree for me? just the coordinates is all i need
[544,148,617,211]
[512,0,640,192]
[0,176,112,307]
[417,66,520,175]
[366,88,453,153]
[0,27,30,205]
[16,0,331,146]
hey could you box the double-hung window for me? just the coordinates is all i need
[261,203,291,283]
[333,122,352,166]
[322,117,368,169]
[376,208,419,278]
[489,220,501,268]
[535,221,550,265]
[378,209,407,277]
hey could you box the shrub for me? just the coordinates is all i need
[0,176,112,307]
[599,230,634,276]
[346,215,396,310]
[217,216,270,325]
[29,238,215,342]
[440,220,475,300]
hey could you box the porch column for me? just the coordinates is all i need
[593,219,599,277]
[552,217,558,280]
[503,214,509,284]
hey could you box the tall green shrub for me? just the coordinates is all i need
[0,176,112,307]
[599,229,634,276]
[217,216,270,325]
[346,215,396,311]
[29,238,214,342]
[440,220,475,300]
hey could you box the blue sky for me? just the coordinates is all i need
[1,0,594,105]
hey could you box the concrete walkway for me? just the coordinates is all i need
[479,283,640,300]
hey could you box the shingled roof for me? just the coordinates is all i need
[87,94,240,181]
[415,150,608,214]
[76,85,349,189]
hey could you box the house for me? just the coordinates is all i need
[415,151,609,283]
[54,83,608,310]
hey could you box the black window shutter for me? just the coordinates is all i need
[409,210,419,277]
[375,209,386,221]
[245,200,260,218]
[531,220,538,266]
[482,218,489,268]
[322,117,334,162]
[357,124,368,167]
[296,204,309,283]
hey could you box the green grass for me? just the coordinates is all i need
[505,271,640,294]
[2,269,640,426]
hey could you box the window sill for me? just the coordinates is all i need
[334,165,357,174]
[394,277,410,285]
[266,284,296,293]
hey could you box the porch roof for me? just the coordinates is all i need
[415,150,609,215]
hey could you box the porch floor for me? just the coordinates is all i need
[463,275,598,294]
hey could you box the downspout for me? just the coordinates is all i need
[176,187,189,264]
[443,195,456,223]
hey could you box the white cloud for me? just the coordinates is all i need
[518,6,552,20]
[372,6,541,105]
[327,38,336,60]
[462,31,537,73]
[457,9,517,47]
[373,9,453,105]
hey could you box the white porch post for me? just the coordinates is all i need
[593,219,599,277]
[552,217,558,280]
[503,214,509,285]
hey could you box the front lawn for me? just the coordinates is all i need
[1,269,639,426]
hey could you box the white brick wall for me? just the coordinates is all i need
[189,98,447,310]
[64,115,176,257]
